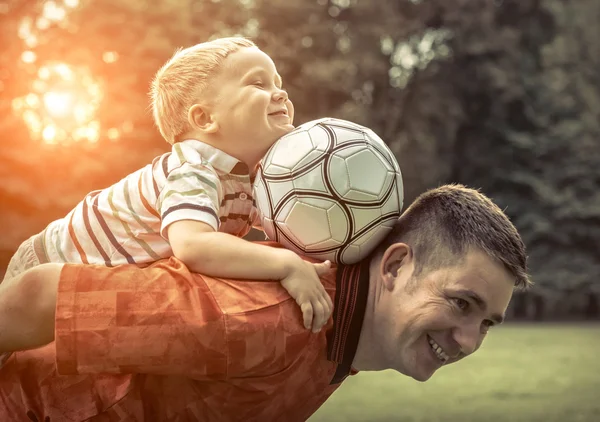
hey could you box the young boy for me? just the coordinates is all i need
[3,37,333,333]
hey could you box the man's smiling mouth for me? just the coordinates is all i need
[428,335,449,363]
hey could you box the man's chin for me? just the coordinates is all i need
[406,360,438,382]
[411,370,435,382]
[395,360,436,382]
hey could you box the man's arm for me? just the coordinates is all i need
[0,264,60,352]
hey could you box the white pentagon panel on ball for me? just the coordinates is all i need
[364,128,393,158]
[292,150,330,173]
[265,179,297,213]
[305,124,337,153]
[378,180,404,215]
[261,162,293,177]
[325,155,351,195]
[278,198,336,246]
[348,205,383,235]
[340,222,394,265]
[342,189,379,202]
[326,202,350,243]
[346,149,394,196]
[290,163,328,194]
[304,236,344,251]
[274,196,296,224]
[326,144,369,199]
[344,170,396,202]
[329,143,367,160]
[276,221,308,253]
[264,130,315,174]
[326,123,367,147]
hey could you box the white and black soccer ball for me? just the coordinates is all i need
[253,118,404,265]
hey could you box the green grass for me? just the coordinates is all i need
[309,324,600,422]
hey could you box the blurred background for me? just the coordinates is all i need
[0,0,598,420]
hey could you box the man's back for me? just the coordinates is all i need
[0,256,350,421]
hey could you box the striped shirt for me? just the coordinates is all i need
[31,139,261,267]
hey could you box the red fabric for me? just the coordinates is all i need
[0,255,350,421]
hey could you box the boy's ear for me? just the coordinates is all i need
[188,104,219,134]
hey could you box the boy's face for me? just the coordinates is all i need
[207,47,295,163]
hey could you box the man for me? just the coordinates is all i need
[0,184,530,422]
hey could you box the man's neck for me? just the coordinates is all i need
[351,258,381,371]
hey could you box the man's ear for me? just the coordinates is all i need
[379,243,412,291]
[188,104,219,134]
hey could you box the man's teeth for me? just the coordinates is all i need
[428,337,449,363]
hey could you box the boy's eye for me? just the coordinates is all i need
[253,81,264,87]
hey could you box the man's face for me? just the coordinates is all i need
[374,246,514,382]
[208,47,294,155]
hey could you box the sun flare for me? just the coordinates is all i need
[12,62,107,144]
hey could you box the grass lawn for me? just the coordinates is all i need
[309,324,600,422]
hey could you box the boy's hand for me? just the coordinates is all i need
[280,257,334,333]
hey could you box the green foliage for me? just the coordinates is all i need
[0,0,598,317]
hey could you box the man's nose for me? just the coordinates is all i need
[452,323,482,357]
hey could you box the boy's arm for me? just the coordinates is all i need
[168,220,333,331]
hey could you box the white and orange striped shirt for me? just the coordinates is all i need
[31,139,261,267]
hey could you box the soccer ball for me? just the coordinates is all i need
[253,118,404,265]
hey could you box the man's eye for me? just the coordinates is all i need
[454,298,469,310]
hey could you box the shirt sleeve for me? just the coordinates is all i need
[158,160,223,239]
[55,258,229,380]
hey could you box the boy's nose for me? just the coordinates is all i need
[272,89,288,103]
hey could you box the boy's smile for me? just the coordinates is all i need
[204,47,295,168]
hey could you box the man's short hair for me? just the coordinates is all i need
[374,184,531,289]
[150,37,257,144]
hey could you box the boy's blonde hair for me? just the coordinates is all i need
[150,37,257,144]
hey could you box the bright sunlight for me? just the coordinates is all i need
[11,0,115,145]
[12,62,104,144]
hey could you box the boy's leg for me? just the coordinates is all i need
[2,235,41,284]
